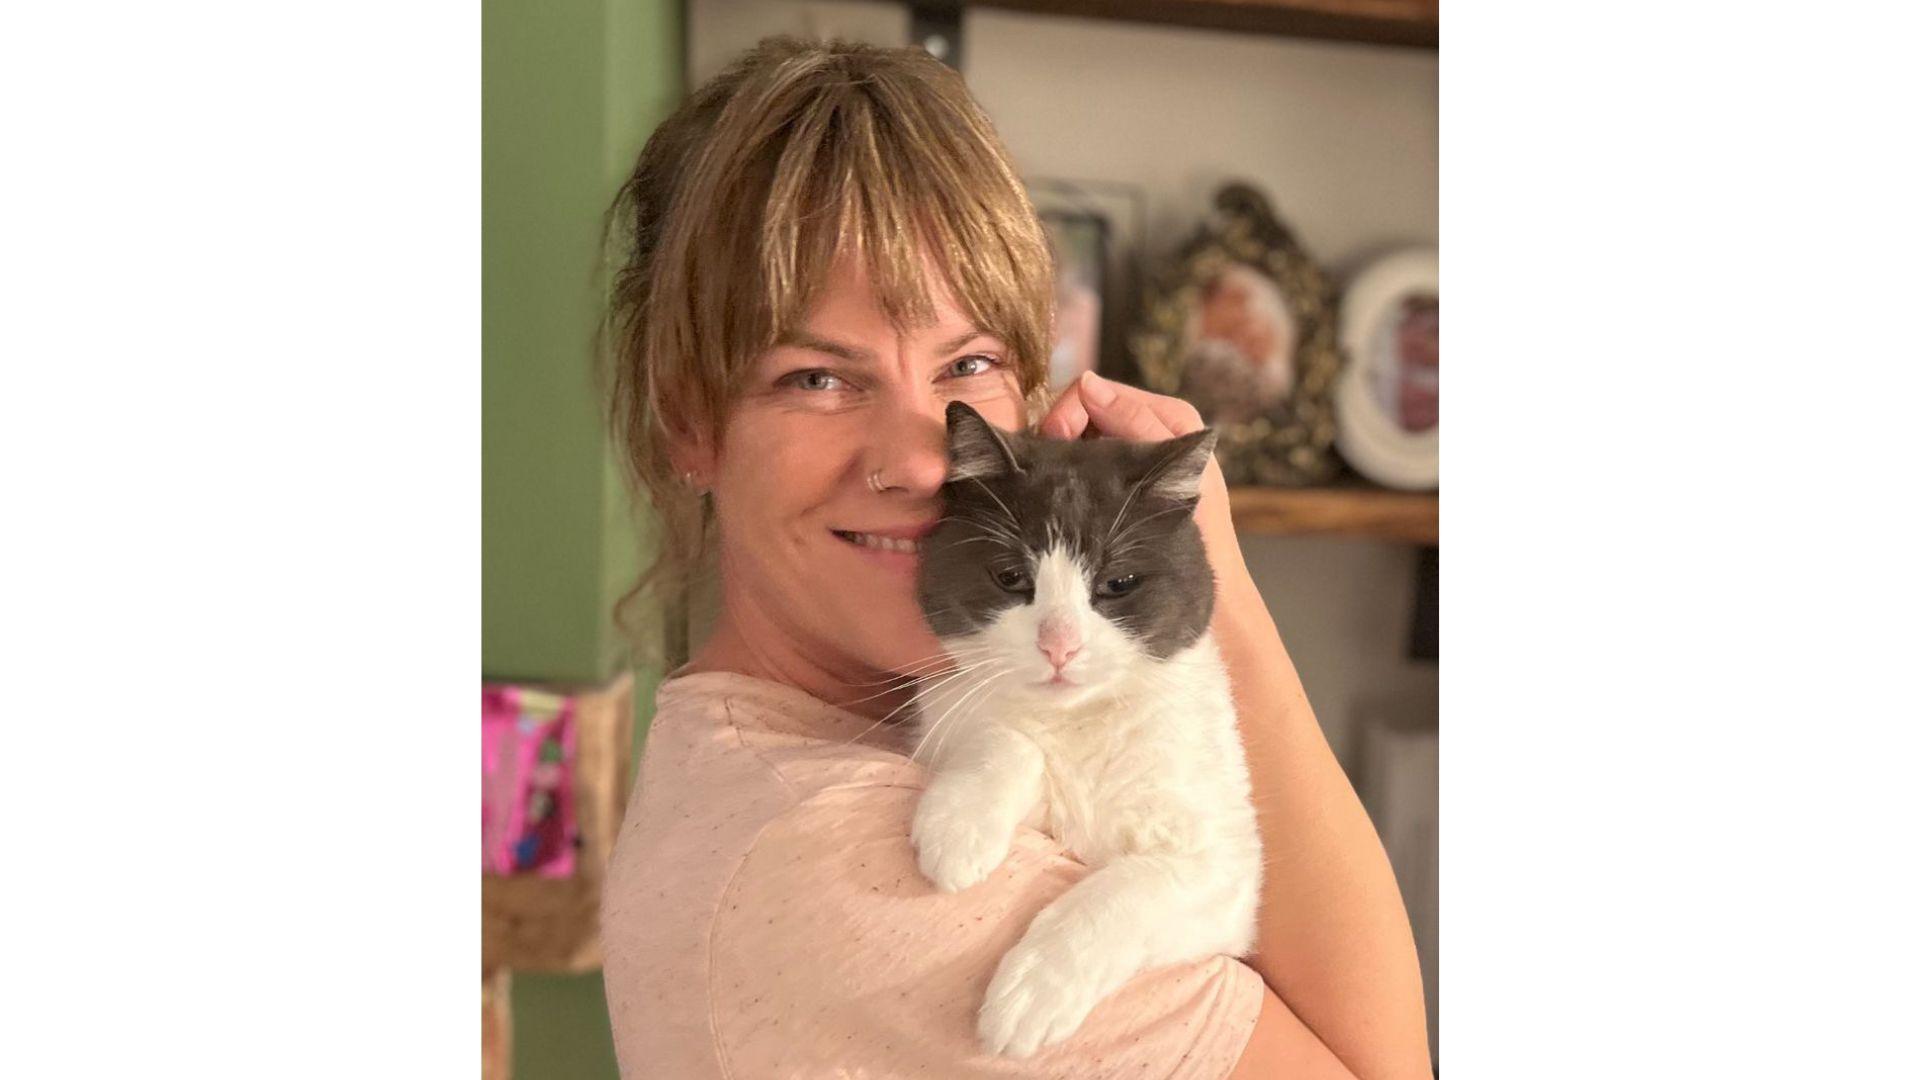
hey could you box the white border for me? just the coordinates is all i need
[1334,248,1440,490]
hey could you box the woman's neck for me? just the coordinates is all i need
[682,607,917,724]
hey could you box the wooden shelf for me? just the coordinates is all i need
[970,0,1438,49]
[1229,484,1437,544]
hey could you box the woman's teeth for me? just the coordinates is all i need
[835,530,921,554]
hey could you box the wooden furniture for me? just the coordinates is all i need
[482,672,635,974]
[1229,484,1438,544]
[483,968,512,1080]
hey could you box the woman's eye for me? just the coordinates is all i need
[945,354,1001,379]
[992,566,1033,593]
[1095,573,1142,598]
[783,369,844,391]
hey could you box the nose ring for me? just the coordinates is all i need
[868,470,887,494]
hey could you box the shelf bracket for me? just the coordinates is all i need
[1407,545,1437,661]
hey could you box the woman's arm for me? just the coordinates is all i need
[1042,372,1433,1080]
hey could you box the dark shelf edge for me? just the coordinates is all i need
[967,0,1438,50]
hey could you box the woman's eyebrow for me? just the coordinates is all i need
[935,329,993,354]
[777,331,874,364]
[775,328,996,361]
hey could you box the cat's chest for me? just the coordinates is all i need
[1022,714,1186,861]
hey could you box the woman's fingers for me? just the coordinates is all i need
[1077,371,1204,440]
[1036,372,1209,443]
[1038,381,1091,440]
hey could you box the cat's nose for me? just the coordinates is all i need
[1038,620,1082,670]
[1036,614,1082,664]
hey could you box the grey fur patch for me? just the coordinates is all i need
[916,402,1218,658]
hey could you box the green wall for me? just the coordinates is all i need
[483,0,681,1075]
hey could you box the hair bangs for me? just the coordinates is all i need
[756,65,1054,398]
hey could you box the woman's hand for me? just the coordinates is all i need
[1037,371,1249,583]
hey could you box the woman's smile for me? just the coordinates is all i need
[830,519,939,572]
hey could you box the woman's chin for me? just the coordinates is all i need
[860,619,944,676]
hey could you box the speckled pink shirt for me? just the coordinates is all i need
[601,671,1263,1079]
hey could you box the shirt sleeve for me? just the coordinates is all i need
[708,783,1265,1079]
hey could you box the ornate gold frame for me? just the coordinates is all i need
[1130,183,1342,486]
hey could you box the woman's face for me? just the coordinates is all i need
[703,259,1027,680]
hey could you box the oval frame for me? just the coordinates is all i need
[1130,183,1343,487]
[1334,248,1439,490]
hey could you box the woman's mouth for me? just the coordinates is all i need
[832,530,923,555]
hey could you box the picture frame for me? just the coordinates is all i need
[1028,178,1148,393]
[1334,248,1439,490]
[1037,205,1109,393]
[1130,183,1343,486]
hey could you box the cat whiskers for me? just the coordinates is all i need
[822,657,1004,736]
[828,657,1007,751]
[1104,503,1197,556]
[948,534,1025,556]
[954,512,1025,550]
[830,645,998,692]
[1102,443,1193,549]
[902,661,1021,760]
[908,664,1016,768]
[962,476,1020,536]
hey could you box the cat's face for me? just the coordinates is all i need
[916,402,1217,709]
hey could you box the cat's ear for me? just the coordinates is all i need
[945,401,1022,483]
[1142,428,1218,504]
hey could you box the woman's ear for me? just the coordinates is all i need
[665,427,717,491]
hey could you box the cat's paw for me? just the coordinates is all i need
[910,798,1012,893]
[976,933,1107,1058]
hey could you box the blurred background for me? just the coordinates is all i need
[482,1,1437,1076]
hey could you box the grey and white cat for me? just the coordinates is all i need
[908,401,1264,1059]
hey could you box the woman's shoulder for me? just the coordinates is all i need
[648,670,923,795]
[604,673,929,948]
[602,675,931,1071]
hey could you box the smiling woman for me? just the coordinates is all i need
[603,36,1054,664]
[686,256,1035,703]
[597,35,1429,1080]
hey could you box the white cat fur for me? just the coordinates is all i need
[908,544,1263,1059]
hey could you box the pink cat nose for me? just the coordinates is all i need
[1041,641,1081,670]
[1038,619,1081,670]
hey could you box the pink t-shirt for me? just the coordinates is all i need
[602,671,1264,1079]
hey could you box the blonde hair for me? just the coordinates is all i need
[603,36,1056,648]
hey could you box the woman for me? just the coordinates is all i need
[600,37,1431,1079]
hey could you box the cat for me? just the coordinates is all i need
[907,401,1264,1059]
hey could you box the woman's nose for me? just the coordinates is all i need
[870,397,950,497]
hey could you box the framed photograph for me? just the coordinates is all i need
[1038,207,1108,392]
[1334,248,1438,490]
[1130,183,1343,486]
[1029,178,1148,394]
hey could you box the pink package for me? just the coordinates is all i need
[481,684,579,878]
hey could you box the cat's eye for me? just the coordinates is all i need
[1095,573,1142,598]
[993,566,1033,593]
